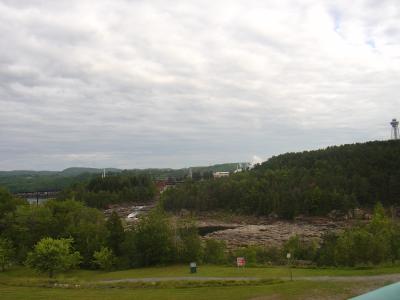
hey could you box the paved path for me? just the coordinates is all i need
[101,276,261,283]
[100,273,400,284]
[295,274,400,282]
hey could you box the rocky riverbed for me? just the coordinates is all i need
[104,203,156,223]
[197,216,351,249]
[104,205,366,249]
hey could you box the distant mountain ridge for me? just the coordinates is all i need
[0,163,244,193]
[0,170,58,177]
[59,167,122,176]
[0,168,120,177]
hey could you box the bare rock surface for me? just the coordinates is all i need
[197,216,350,249]
[104,205,361,249]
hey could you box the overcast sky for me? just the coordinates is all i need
[1,0,399,170]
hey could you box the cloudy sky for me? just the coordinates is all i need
[1,0,399,170]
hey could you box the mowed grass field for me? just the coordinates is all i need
[1,265,399,300]
[3,264,398,281]
[0,281,381,300]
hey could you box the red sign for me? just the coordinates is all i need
[236,257,246,267]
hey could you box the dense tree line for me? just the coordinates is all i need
[0,187,225,275]
[0,192,109,266]
[57,174,156,208]
[162,140,400,218]
[1,186,400,276]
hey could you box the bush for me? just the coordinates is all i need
[283,235,317,261]
[334,228,372,266]
[232,245,284,266]
[93,247,116,270]
[255,246,282,265]
[177,219,203,263]
[316,232,338,266]
[0,237,14,271]
[233,246,258,266]
[127,210,175,267]
[203,239,227,264]
[316,203,400,267]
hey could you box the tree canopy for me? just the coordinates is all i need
[26,237,81,278]
[162,140,400,218]
[57,174,156,208]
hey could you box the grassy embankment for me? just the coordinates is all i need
[1,265,399,299]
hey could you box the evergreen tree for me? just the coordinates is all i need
[106,212,125,256]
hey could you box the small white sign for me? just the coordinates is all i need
[190,262,196,268]
[236,257,246,267]
[286,253,291,259]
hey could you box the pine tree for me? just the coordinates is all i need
[106,212,125,256]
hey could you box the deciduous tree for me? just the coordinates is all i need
[26,237,81,278]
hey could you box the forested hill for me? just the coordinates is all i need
[0,163,242,193]
[161,140,400,218]
[257,140,400,174]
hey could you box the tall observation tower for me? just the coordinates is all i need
[390,118,399,140]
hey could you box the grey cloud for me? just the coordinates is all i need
[0,0,399,170]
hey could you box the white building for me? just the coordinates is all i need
[213,171,230,178]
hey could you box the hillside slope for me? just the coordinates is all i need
[162,140,400,218]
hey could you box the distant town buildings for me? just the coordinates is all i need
[155,177,184,194]
[234,163,243,173]
[213,171,230,178]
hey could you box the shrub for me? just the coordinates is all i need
[255,246,282,265]
[283,235,317,261]
[203,239,227,264]
[93,247,116,270]
[0,237,14,271]
[177,219,203,263]
[316,232,338,266]
[316,203,400,266]
[128,210,175,267]
[233,246,258,266]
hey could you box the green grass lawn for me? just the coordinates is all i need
[62,264,400,281]
[2,264,400,283]
[0,280,379,300]
[0,265,398,300]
